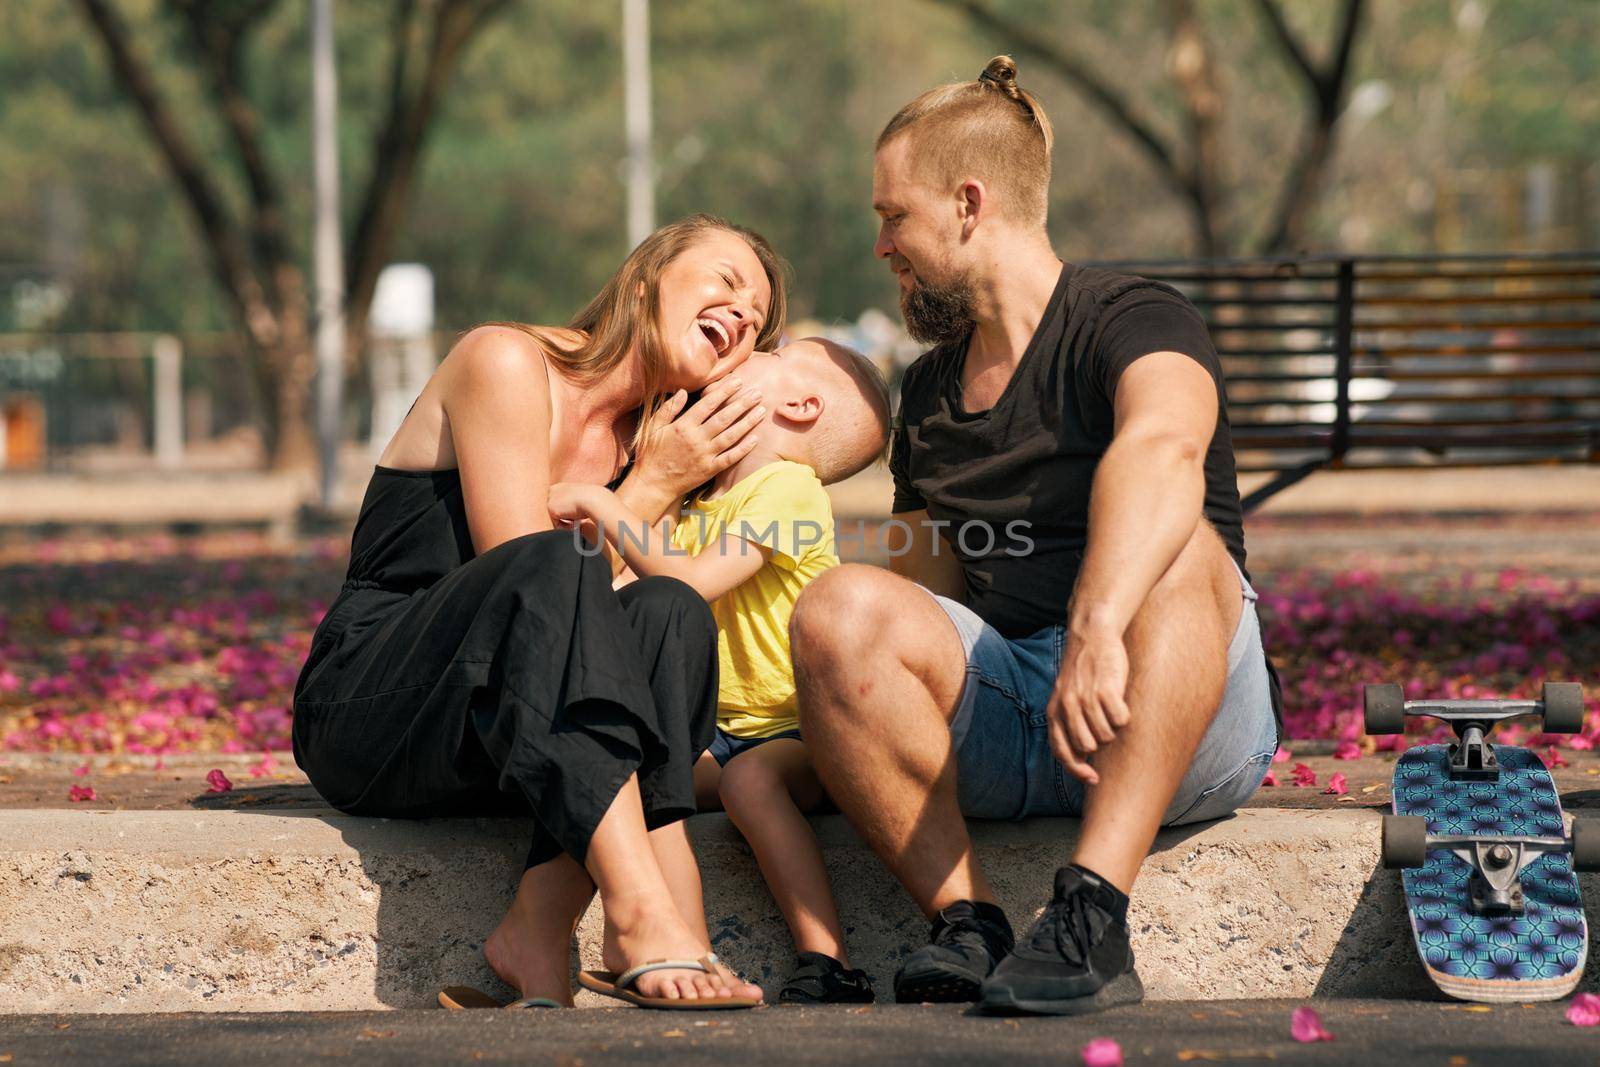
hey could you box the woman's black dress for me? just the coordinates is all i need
[292,466,718,870]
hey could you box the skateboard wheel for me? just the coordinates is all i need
[1573,819,1600,872]
[1541,682,1585,734]
[1382,815,1427,869]
[1364,684,1406,735]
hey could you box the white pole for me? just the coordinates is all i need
[152,333,183,470]
[311,0,345,510]
[622,0,655,247]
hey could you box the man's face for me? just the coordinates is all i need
[872,136,977,345]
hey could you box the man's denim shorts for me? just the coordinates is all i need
[929,557,1278,826]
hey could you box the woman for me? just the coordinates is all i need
[292,215,786,1008]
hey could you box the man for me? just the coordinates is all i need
[790,55,1283,1016]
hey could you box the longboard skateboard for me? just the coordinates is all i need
[1368,682,1596,1003]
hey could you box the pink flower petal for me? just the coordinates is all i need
[1272,746,1292,764]
[205,768,233,793]
[68,784,96,802]
[1566,993,1600,1027]
[71,763,90,777]
[1261,771,1279,787]
[1322,773,1348,796]
[1081,1038,1123,1067]
[1292,763,1317,788]
[1332,741,1362,761]
[1291,1005,1334,1042]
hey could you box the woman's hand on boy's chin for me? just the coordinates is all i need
[632,377,766,494]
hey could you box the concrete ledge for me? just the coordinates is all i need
[2,806,1588,1012]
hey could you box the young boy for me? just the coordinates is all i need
[547,337,891,1003]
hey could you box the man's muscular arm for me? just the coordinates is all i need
[888,508,967,602]
[1047,351,1217,783]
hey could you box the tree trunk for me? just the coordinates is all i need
[1168,0,1224,257]
[271,360,318,473]
[78,0,512,480]
[265,334,318,474]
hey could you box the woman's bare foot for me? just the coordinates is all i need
[483,859,594,1006]
[601,895,764,1002]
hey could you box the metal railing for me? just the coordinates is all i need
[1103,252,1600,511]
[0,332,264,471]
[5,253,1597,495]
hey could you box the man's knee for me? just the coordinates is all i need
[790,564,899,668]
[791,566,920,729]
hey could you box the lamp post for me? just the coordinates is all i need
[622,0,655,248]
[311,0,345,510]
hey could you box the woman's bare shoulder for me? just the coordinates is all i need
[380,325,570,470]
[446,324,544,375]
[446,324,590,381]
[439,328,538,405]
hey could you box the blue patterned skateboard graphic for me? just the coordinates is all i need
[1393,744,1586,1001]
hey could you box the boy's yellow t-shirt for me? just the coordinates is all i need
[668,460,837,739]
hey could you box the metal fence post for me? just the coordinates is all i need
[1331,259,1355,465]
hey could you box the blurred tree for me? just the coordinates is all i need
[74,0,509,470]
[929,0,1365,255]
[1,0,1592,410]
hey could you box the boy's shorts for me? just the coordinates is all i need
[707,725,804,767]
[928,556,1279,826]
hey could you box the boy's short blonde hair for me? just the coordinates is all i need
[784,337,891,485]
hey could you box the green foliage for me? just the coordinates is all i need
[0,0,1594,336]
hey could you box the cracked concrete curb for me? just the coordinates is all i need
[1,806,1582,1012]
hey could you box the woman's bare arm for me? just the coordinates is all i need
[440,326,557,555]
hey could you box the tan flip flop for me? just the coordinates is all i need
[438,986,562,1010]
[577,952,762,1010]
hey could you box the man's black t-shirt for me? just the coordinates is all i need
[890,262,1280,725]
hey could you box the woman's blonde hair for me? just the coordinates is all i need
[877,55,1054,229]
[494,214,789,454]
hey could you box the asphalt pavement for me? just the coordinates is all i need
[0,1000,1591,1066]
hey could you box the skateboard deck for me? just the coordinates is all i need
[1393,744,1587,1002]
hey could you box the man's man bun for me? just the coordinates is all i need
[977,55,1021,99]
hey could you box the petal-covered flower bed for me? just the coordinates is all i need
[0,531,1595,754]
[1261,563,1600,749]
[0,533,339,755]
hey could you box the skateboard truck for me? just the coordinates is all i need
[1448,722,1499,780]
[1364,683,1585,782]
[1383,815,1600,915]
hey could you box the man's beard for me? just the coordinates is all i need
[899,271,976,346]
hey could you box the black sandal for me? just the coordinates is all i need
[777,951,875,1004]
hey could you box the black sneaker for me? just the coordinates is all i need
[893,900,1014,1003]
[777,952,875,1004]
[979,865,1144,1015]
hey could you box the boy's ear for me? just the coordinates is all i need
[777,392,823,425]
